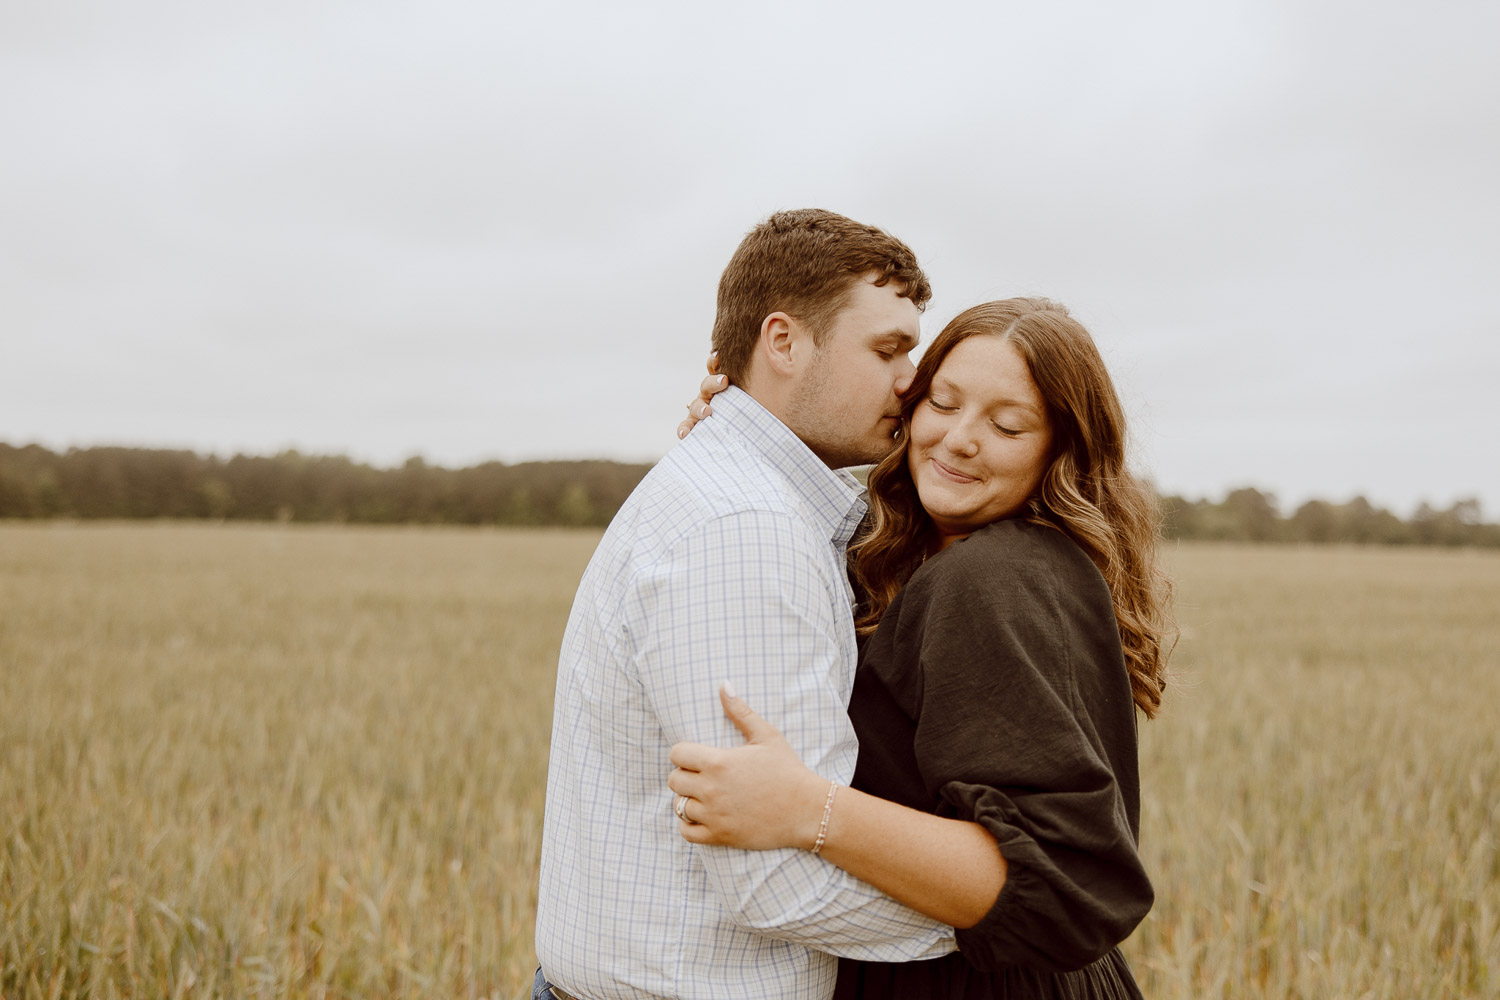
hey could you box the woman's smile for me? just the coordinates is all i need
[907,334,1053,547]
[929,457,978,483]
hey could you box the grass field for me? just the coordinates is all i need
[2,524,1496,999]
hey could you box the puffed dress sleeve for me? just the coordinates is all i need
[860,519,1153,973]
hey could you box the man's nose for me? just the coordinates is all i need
[892,357,917,397]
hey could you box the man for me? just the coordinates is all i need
[535,210,956,1000]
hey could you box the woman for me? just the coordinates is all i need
[668,298,1174,999]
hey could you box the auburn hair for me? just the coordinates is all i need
[711,209,931,384]
[849,298,1176,718]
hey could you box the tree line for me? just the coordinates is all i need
[1,444,1496,546]
[0,444,649,527]
[1159,487,1498,548]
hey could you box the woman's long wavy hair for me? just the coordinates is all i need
[849,298,1176,718]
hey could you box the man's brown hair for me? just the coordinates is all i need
[710,209,931,383]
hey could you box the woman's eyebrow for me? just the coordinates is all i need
[931,375,1043,416]
[992,398,1044,417]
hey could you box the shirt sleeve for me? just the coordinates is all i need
[630,508,956,961]
[878,524,1153,972]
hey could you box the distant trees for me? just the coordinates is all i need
[1158,487,1500,547]
[2,444,1497,547]
[0,444,651,528]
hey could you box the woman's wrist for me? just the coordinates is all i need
[794,770,834,851]
[810,781,839,854]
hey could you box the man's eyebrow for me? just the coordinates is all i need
[877,329,919,350]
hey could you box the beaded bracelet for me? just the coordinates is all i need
[810,780,839,855]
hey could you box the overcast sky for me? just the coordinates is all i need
[3,0,1496,516]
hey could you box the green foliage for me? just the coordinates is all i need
[0,444,651,528]
[3,443,1496,547]
[1158,487,1500,547]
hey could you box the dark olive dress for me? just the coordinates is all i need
[833,519,1152,1000]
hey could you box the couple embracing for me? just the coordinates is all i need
[534,209,1174,1000]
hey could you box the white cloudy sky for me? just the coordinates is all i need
[3,0,1496,516]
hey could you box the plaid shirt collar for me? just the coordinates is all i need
[705,385,868,549]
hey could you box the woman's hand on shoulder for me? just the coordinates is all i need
[675,352,731,440]
[668,683,829,850]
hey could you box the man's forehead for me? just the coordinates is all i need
[829,277,921,335]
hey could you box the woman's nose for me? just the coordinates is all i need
[944,421,980,457]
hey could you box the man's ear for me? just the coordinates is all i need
[758,312,811,378]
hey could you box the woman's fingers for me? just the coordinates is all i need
[669,741,713,770]
[686,378,725,421]
[718,682,784,746]
[677,380,724,439]
[678,816,715,843]
[674,793,715,829]
[676,796,736,845]
[671,783,725,844]
[667,766,706,801]
[676,361,729,440]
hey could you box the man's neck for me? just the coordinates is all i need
[732,371,834,468]
[734,371,792,429]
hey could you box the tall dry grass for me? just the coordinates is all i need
[1,525,1496,998]
[2,524,594,999]
[1133,543,1499,998]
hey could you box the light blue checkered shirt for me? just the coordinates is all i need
[535,387,955,1000]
